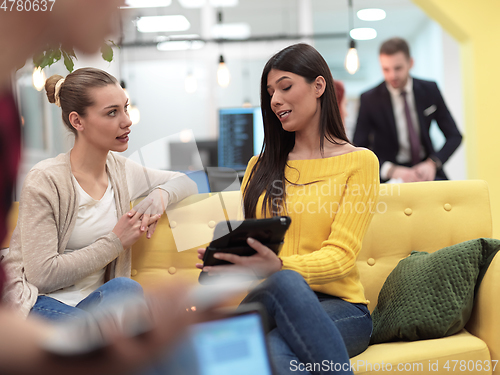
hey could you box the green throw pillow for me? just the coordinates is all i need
[370,238,500,344]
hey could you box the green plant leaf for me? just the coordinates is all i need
[40,52,54,69]
[30,40,115,73]
[33,44,51,68]
[51,49,62,65]
[62,51,75,73]
[44,49,61,68]
[33,52,45,68]
[66,48,77,58]
[101,43,114,63]
[108,40,121,49]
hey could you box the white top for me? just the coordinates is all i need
[3,150,198,318]
[43,176,118,306]
[380,77,426,179]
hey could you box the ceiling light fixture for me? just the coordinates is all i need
[344,0,360,75]
[350,27,377,40]
[32,67,46,91]
[357,8,386,21]
[210,0,238,7]
[178,0,206,7]
[156,34,201,43]
[136,15,190,33]
[345,40,360,75]
[157,40,205,51]
[217,55,230,88]
[211,23,251,40]
[129,105,141,125]
[121,0,171,8]
[120,81,141,126]
[180,129,194,143]
[216,10,230,88]
[178,0,238,7]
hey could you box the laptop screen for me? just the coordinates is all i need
[190,312,273,375]
[162,309,274,375]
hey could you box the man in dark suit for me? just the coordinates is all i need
[353,37,462,182]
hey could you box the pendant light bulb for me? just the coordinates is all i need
[32,67,46,91]
[129,105,141,125]
[217,55,230,88]
[345,40,360,75]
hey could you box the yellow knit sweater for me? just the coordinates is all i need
[242,149,379,304]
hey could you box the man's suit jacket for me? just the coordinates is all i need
[353,78,462,180]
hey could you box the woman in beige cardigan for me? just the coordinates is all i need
[2,68,198,320]
[0,5,210,374]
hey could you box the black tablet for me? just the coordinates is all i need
[199,216,291,283]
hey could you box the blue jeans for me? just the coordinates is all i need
[30,277,144,322]
[240,270,372,375]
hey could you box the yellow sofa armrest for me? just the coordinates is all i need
[131,192,243,288]
[1,202,19,249]
[466,251,500,374]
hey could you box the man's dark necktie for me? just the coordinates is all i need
[401,90,421,166]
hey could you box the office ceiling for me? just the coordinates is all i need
[119,0,429,44]
[118,0,431,80]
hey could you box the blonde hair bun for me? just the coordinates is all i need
[45,74,64,104]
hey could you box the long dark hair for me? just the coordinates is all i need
[243,43,350,219]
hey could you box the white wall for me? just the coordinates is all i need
[15,5,466,193]
[439,31,466,180]
[410,20,466,180]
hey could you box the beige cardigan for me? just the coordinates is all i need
[2,151,197,317]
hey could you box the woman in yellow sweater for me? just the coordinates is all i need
[198,43,379,374]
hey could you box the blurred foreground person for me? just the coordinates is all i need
[0,2,209,374]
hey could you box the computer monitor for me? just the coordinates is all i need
[169,139,218,170]
[217,107,264,170]
[168,140,218,193]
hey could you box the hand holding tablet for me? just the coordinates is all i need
[198,216,291,283]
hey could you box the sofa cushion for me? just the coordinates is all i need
[357,180,493,313]
[352,330,490,375]
[370,238,500,344]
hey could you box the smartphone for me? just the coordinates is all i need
[199,216,291,284]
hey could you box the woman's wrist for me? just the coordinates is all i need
[156,188,170,212]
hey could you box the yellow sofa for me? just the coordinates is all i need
[2,180,499,375]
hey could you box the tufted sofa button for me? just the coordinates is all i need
[367,258,376,266]
[131,269,138,276]
[444,203,452,211]
[208,220,216,228]
[168,267,176,275]
[404,208,412,216]
[169,221,177,228]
